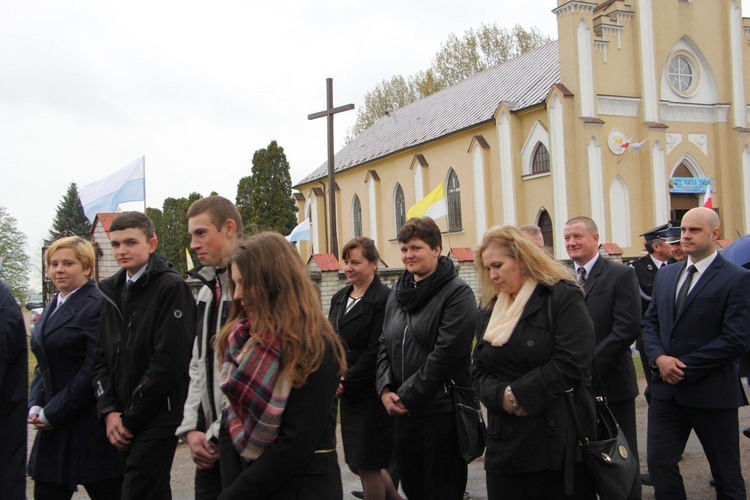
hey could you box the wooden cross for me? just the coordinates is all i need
[308,78,354,259]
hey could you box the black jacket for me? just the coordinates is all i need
[376,257,477,416]
[92,254,195,438]
[471,281,595,474]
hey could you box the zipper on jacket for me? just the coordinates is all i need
[401,324,407,383]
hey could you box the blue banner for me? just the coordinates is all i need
[669,177,712,194]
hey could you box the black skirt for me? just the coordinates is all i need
[340,394,394,470]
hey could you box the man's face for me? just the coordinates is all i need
[681,209,720,262]
[564,222,599,265]
[652,241,673,261]
[669,241,687,261]
[188,212,234,267]
[110,227,157,275]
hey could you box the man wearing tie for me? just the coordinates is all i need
[641,207,750,499]
[564,216,642,498]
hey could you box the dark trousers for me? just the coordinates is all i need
[394,411,467,500]
[486,465,595,500]
[34,476,123,500]
[647,398,746,500]
[120,436,178,500]
[195,463,222,500]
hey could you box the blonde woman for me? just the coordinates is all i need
[471,225,596,499]
[215,232,347,500]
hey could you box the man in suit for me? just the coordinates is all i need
[641,207,750,499]
[564,216,642,498]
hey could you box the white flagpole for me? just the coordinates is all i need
[142,155,147,212]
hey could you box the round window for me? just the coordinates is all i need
[668,52,699,96]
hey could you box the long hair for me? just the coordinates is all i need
[214,232,346,387]
[475,225,576,308]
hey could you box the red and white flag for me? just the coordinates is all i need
[703,185,713,209]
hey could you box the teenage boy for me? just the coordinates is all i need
[93,211,195,500]
[176,196,241,500]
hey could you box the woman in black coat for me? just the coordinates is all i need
[328,237,401,500]
[471,226,596,500]
[28,236,122,499]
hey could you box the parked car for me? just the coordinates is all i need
[28,307,43,336]
[26,294,43,310]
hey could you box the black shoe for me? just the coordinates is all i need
[352,492,365,499]
[641,473,653,486]
[709,478,716,487]
[743,427,750,439]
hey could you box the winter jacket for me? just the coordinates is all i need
[376,257,477,416]
[92,253,195,438]
[176,265,231,443]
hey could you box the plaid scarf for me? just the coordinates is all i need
[220,319,291,460]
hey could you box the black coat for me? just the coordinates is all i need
[328,275,390,401]
[471,281,595,473]
[0,279,27,500]
[28,280,122,489]
[93,254,195,437]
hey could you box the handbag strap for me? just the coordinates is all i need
[564,390,589,447]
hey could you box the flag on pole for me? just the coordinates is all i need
[630,138,648,151]
[703,184,713,209]
[407,182,447,220]
[285,219,311,242]
[79,156,146,222]
[185,248,195,271]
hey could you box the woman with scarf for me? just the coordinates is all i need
[471,225,596,499]
[214,232,347,500]
[376,217,477,500]
[328,237,401,500]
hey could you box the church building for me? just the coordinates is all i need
[294,0,750,264]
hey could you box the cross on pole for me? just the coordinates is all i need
[308,78,354,259]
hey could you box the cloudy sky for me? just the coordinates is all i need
[1,1,747,285]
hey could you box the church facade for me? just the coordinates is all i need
[294,0,750,264]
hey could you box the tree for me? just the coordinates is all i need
[236,140,298,235]
[155,193,202,277]
[346,23,552,141]
[47,183,91,242]
[0,206,30,298]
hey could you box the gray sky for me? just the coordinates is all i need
[2,1,746,287]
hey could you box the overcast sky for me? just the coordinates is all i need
[2,1,747,287]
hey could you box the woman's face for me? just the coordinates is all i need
[481,243,526,298]
[344,247,378,288]
[48,248,90,296]
[400,237,440,281]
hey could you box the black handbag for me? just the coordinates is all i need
[447,379,486,463]
[565,388,640,500]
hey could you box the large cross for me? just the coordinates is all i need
[308,78,354,259]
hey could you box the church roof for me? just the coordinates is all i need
[296,40,560,186]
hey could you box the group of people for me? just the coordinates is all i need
[0,194,747,500]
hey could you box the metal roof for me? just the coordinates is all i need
[296,40,560,186]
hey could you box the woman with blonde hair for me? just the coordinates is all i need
[471,225,596,499]
[28,236,123,498]
[214,232,347,500]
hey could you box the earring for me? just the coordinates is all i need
[521,269,526,274]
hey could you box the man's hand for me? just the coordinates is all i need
[27,412,53,431]
[655,355,687,385]
[105,412,134,451]
[185,430,219,469]
[380,388,409,416]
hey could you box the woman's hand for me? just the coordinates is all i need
[502,386,528,417]
[380,388,409,416]
[336,377,345,399]
[28,412,54,430]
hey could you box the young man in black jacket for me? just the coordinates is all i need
[93,211,195,500]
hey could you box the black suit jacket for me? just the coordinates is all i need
[328,276,390,401]
[581,256,641,402]
[641,254,750,408]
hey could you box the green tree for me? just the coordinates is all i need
[153,192,201,277]
[0,206,30,298]
[48,183,91,242]
[346,23,552,141]
[237,141,297,235]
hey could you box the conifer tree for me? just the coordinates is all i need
[48,183,91,242]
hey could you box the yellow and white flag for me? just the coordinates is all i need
[407,182,447,219]
[185,248,195,271]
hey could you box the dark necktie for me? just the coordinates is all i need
[214,278,222,310]
[674,265,697,317]
[577,267,587,287]
[122,280,132,306]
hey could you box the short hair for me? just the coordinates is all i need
[518,224,542,237]
[564,216,598,235]
[644,239,666,254]
[187,195,243,236]
[397,217,442,250]
[475,225,575,308]
[342,236,380,263]
[110,211,155,240]
[46,236,96,272]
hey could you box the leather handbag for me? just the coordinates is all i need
[447,379,486,463]
[565,388,640,500]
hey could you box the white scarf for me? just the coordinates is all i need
[483,278,538,347]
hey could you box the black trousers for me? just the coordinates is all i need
[34,476,123,500]
[394,411,467,500]
[120,436,178,500]
[647,398,746,500]
[195,462,222,500]
[486,465,595,500]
